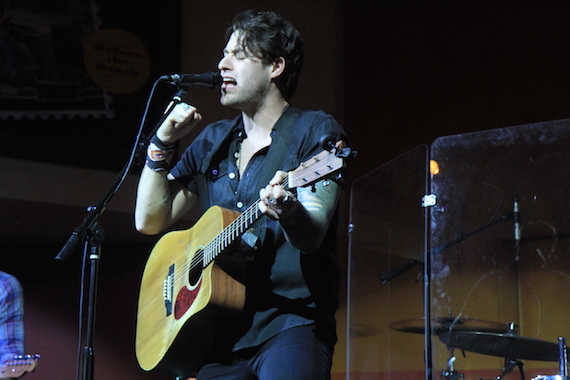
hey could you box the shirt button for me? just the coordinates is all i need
[229,172,236,179]
[237,201,244,209]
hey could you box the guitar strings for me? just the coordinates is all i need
[174,175,292,286]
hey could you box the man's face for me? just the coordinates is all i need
[218,32,273,111]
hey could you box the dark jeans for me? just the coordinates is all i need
[196,325,334,380]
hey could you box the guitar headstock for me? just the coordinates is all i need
[1,354,40,379]
[288,140,346,189]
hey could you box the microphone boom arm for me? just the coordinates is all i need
[379,212,513,284]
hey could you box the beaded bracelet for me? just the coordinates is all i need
[146,135,175,171]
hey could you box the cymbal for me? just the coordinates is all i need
[439,331,559,362]
[389,317,509,335]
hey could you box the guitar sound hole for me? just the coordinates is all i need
[189,249,204,286]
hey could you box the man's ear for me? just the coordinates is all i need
[270,57,286,79]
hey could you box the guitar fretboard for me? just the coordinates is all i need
[203,176,291,266]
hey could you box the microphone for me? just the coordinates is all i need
[514,193,521,251]
[159,71,222,89]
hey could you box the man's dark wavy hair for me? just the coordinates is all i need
[227,10,304,101]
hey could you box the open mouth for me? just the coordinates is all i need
[222,77,237,89]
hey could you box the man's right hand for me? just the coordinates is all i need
[156,102,202,144]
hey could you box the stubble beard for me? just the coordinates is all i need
[220,82,271,112]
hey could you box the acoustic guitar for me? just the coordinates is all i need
[135,141,346,377]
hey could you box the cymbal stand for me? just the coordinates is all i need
[440,355,464,380]
[559,337,568,379]
[492,323,524,380]
[495,358,524,380]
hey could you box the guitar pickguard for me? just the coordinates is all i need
[174,281,201,320]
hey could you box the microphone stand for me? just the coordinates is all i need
[54,86,188,380]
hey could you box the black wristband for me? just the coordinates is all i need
[150,134,175,152]
[146,135,176,171]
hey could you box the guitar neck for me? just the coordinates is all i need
[203,194,267,267]
[202,142,344,267]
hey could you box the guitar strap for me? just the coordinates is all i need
[249,105,301,245]
[253,105,301,197]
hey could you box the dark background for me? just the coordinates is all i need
[5,1,570,174]
[2,0,570,379]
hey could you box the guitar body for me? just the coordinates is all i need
[136,206,246,377]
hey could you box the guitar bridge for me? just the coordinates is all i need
[163,264,174,316]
